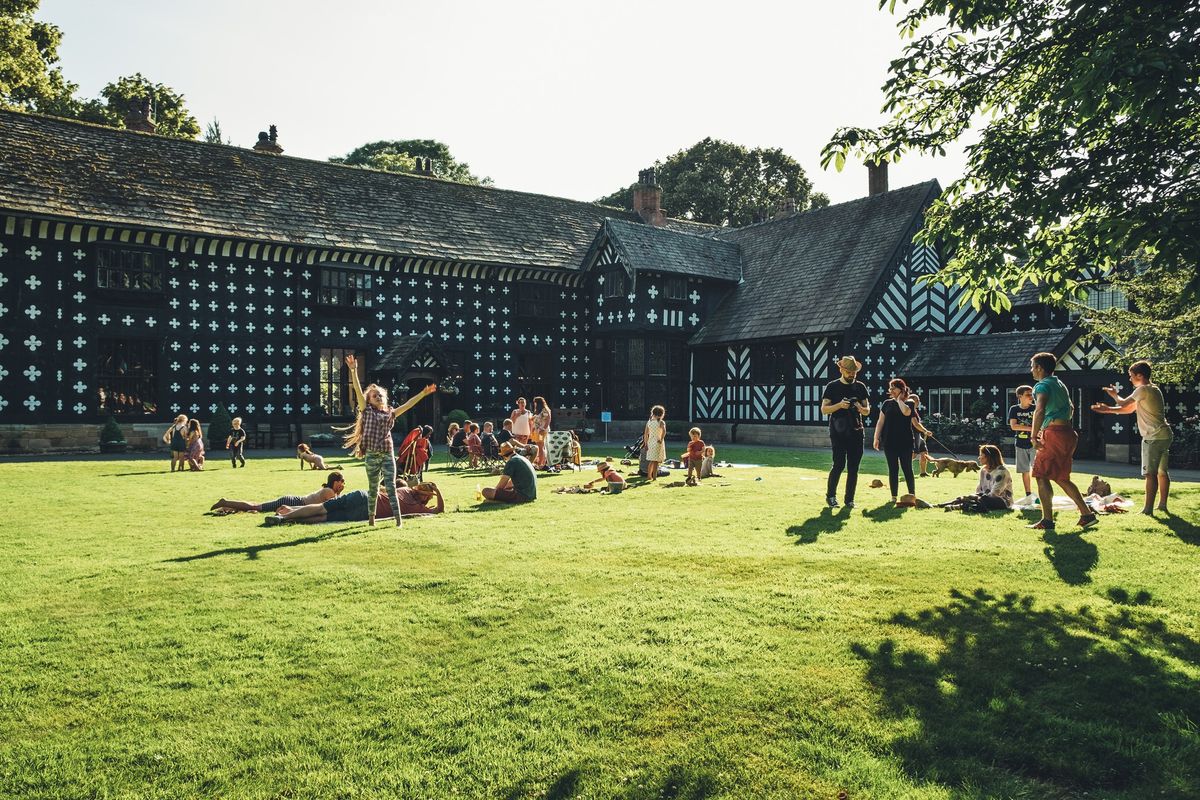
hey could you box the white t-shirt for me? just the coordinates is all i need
[1130,384,1171,440]
[975,465,1013,507]
[511,409,531,436]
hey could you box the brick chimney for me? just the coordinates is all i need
[633,167,665,226]
[772,199,797,220]
[868,161,889,196]
[414,157,435,177]
[253,125,284,154]
[123,97,155,133]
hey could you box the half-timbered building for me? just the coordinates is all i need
[0,110,1194,461]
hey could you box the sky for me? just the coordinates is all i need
[38,0,969,207]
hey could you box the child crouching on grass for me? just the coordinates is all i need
[584,461,626,494]
[682,427,706,486]
[937,444,1014,512]
[297,443,329,470]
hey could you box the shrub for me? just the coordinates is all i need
[1169,416,1200,468]
[446,408,470,431]
[207,405,233,449]
[99,415,125,444]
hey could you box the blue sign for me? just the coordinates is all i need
[600,411,612,423]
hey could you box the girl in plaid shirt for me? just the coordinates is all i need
[341,354,436,527]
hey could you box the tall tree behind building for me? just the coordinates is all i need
[595,138,829,227]
[822,0,1200,379]
[331,140,493,186]
[0,0,76,112]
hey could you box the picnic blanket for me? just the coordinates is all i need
[1013,493,1134,513]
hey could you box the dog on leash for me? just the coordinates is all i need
[930,458,980,478]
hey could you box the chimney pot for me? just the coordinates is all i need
[632,167,665,226]
[868,161,889,196]
[253,125,284,154]
[123,97,156,134]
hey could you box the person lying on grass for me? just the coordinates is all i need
[210,472,346,513]
[266,481,444,525]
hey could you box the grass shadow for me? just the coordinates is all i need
[851,588,1200,798]
[100,470,175,477]
[1161,511,1199,545]
[1041,529,1099,585]
[863,501,905,523]
[786,507,851,545]
[164,525,365,562]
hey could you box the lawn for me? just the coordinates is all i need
[1,445,1198,800]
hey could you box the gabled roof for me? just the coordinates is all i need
[376,333,450,373]
[599,218,742,281]
[0,109,667,270]
[895,327,1076,378]
[688,181,941,345]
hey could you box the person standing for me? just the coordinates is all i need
[162,414,189,472]
[510,397,532,445]
[642,405,667,482]
[874,378,917,504]
[1090,359,1173,514]
[821,356,870,508]
[226,416,247,468]
[530,396,552,468]
[1008,386,1037,498]
[1028,351,1096,530]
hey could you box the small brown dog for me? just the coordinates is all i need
[930,458,980,478]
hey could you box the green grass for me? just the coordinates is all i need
[1,446,1198,799]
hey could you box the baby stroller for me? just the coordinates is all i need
[624,434,645,459]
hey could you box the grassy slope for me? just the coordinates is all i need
[1,445,1197,800]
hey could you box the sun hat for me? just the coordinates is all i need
[896,493,919,508]
[836,355,863,372]
[499,441,515,457]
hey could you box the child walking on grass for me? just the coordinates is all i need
[226,417,247,468]
[937,444,1014,512]
[682,427,705,486]
[341,354,436,527]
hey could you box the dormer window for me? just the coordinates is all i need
[603,270,628,298]
[664,276,686,302]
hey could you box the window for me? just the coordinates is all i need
[751,343,789,385]
[319,267,373,308]
[97,338,158,415]
[664,276,686,301]
[647,339,668,377]
[627,339,645,376]
[96,246,163,293]
[318,348,364,417]
[602,270,628,299]
[925,387,969,418]
[1085,285,1128,312]
[517,282,555,318]
[516,352,555,400]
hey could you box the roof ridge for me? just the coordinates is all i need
[717,180,941,236]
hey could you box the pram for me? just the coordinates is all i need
[624,434,645,458]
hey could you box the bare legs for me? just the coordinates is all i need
[1036,476,1089,523]
[210,499,260,512]
[1144,472,1170,513]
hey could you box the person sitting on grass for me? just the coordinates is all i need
[681,427,706,486]
[210,472,345,513]
[700,445,716,479]
[267,481,444,525]
[481,441,538,504]
[296,442,329,470]
[937,445,1014,513]
[583,461,626,494]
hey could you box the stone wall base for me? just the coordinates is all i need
[0,423,166,454]
[1105,443,1132,465]
[594,420,828,448]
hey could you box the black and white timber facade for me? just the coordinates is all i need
[1,110,1196,462]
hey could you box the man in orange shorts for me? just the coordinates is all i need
[1028,351,1097,530]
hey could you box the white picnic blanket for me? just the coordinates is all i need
[1013,493,1134,511]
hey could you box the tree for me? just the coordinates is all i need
[96,73,200,139]
[331,140,492,185]
[0,0,76,112]
[822,0,1200,378]
[595,138,823,227]
[203,117,230,145]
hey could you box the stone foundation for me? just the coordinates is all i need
[594,420,828,447]
[0,423,166,454]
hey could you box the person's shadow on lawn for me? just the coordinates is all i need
[163,526,364,562]
[850,587,1200,798]
[786,506,852,545]
[1041,528,1099,585]
[1160,511,1199,545]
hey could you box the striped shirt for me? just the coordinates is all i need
[361,405,396,453]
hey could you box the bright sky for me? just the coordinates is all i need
[39,0,969,207]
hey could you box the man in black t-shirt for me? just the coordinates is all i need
[820,355,871,508]
[1008,385,1036,497]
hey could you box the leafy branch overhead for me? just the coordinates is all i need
[597,138,829,227]
[331,140,493,186]
[823,0,1199,378]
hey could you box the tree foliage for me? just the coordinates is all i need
[203,117,230,145]
[596,138,824,227]
[331,140,492,186]
[823,0,1200,376]
[0,0,75,112]
[95,73,200,139]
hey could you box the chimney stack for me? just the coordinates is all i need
[253,125,284,154]
[772,198,797,220]
[632,167,665,226]
[868,161,889,196]
[123,97,155,133]
[415,157,436,177]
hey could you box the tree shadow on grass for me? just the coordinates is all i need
[100,470,174,477]
[786,507,851,544]
[851,588,1200,798]
[1041,529,1098,585]
[1161,511,1199,545]
[503,764,717,800]
[163,525,365,562]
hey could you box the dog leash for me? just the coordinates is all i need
[926,433,964,461]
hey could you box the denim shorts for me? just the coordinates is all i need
[324,490,370,522]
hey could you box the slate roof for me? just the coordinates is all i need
[689,181,941,345]
[1010,282,1045,307]
[377,333,448,372]
[895,328,1075,378]
[0,109,669,270]
[601,218,742,281]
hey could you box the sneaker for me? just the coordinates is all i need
[1078,514,1099,529]
[845,500,856,509]
[1028,519,1055,530]
[264,515,283,527]
[827,496,839,508]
